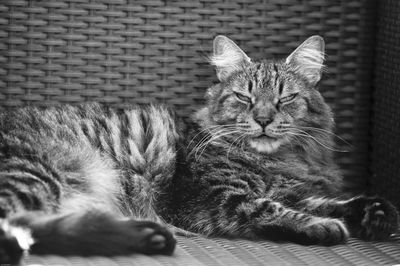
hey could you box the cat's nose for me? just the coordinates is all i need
[254,116,273,128]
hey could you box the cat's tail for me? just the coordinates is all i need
[0,210,176,265]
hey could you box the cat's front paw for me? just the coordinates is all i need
[0,219,27,265]
[346,197,399,240]
[302,218,349,245]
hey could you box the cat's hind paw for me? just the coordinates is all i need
[346,197,399,240]
[128,220,177,255]
[361,198,399,240]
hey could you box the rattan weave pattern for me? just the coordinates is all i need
[25,236,400,266]
[371,0,400,208]
[0,0,376,184]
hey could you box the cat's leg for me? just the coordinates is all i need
[0,211,176,264]
[296,196,399,240]
[9,210,176,255]
[0,158,57,264]
[184,194,348,245]
[0,171,176,264]
[248,199,349,245]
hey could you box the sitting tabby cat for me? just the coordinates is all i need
[0,35,398,264]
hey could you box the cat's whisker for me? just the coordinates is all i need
[192,126,242,149]
[285,131,348,153]
[286,134,297,152]
[189,128,230,158]
[188,125,244,155]
[194,129,245,160]
[286,131,336,151]
[190,124,249,156]
[239,136,247,153]
[197,129,247,158]
[237,133,250,152]
[286,129,339,151]
[226,132,250,159]
[292,126,352,147]
[187,124,237,146]
[286,132,325,150]
[194,133,228,160]
[186,124,248,150]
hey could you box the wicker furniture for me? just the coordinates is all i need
[1,0,399,265]
[26,236,400,266]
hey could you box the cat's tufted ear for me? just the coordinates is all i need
[210,35,251,81]
[286,36,325,86]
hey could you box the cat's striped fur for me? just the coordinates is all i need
[0,36,398,264]
[0,104,180,217]
[0,104,179,263]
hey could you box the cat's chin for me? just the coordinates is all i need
[249,138,282,154]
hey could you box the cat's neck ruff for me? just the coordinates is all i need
[248,138,282,154]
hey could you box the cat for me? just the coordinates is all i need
[0,35,398,265]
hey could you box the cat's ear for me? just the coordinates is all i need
[285,36,325,85]
[210,35,251,81]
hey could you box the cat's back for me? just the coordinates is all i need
[0,103,184,214]
[0,102,180,144]
[0,102,183,176]
[0,103,99,139]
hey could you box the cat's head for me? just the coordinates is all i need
[195,35,334,154]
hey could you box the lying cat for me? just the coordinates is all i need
[0,35,398,265]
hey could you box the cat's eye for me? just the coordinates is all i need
[279,93,298,104]
[235,92,251,103]
[248,80,253,93]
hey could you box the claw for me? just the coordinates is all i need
[150,235,167,250]
[372,202,381,208]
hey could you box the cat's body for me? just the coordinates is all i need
[0,104,179,217]
[0,36,398,264]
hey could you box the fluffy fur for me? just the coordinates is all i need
[0,36,398,265]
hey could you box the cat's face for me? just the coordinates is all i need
[199,36,332,154]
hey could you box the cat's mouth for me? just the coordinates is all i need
[254,133,279,140]
[248,133,283,154]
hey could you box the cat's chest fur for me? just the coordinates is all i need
[185,136,320,193]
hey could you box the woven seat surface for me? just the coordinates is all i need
[25,236,400,266]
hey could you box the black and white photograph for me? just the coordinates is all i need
[0,0,399,265]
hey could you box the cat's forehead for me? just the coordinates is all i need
[244,60,289,95]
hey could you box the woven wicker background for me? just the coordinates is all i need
[371,0,400,208]
[0,0,377,185]
[25,236,400,266]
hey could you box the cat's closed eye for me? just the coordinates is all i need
[248,80,253,93]
[279,93,298,104]
[235,92,251,103]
